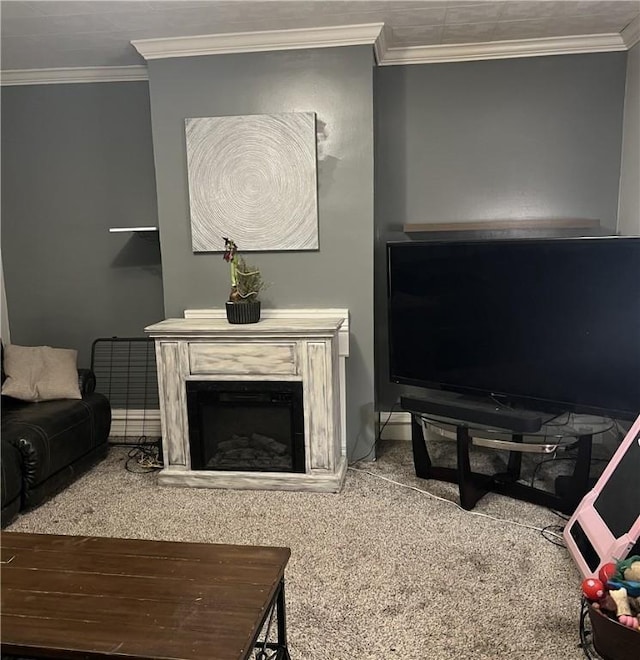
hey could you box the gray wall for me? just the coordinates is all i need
[1,82,164,367]
[618,42,640,235]
[1,50,629,424]
[146,47,376,459]
[374,52,628,409]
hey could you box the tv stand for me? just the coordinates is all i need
[401,393,610,514]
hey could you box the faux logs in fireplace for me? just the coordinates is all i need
[186,381,305,473]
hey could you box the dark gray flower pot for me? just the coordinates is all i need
[225,301,261,324]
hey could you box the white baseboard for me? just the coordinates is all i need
[378,411,412,441]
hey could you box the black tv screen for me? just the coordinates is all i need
[387,236,640,420]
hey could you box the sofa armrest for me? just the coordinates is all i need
[78,369,96,395]
[4,393,111,492]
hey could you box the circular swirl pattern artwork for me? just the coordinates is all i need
[185,112,319,253]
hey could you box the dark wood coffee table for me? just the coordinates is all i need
[1,532,291,660]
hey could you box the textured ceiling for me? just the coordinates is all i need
[1,0,639,70]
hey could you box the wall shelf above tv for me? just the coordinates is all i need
[109,226,158,233]
[403,218,603,233]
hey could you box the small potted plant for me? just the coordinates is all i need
[222,237,265,324]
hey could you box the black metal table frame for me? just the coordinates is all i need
[252,578,291,660]
[409,413,594,513]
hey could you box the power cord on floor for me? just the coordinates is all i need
[347,466,565,544]
[548,508,571,521]
[579,597,601,659]
[119,437,163,473]
[541,524,567,547]
[348,402,399,465]
[530,455,608,489]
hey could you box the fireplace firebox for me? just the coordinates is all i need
[186,381,305,473]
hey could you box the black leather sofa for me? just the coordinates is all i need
[1,369,111,527]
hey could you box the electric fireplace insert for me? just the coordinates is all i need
[186,381,305,473]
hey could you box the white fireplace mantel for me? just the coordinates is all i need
[145,309,349,492]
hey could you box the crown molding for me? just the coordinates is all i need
[622,15,640,48]
[1,25,635,85]
[380,32,627,66]
[132,23,384,61]
[373,23,391,64]
[0,65,148,86]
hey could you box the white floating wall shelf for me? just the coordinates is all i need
[109,227,158,233]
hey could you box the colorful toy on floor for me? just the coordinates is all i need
[582,577,606,601]
[581,556,640,631]
[606,556,640,598]
[598,562,617,585]
[621,558,640,582]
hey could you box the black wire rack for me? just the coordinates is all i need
[90,337,160,442]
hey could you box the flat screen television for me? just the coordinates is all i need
[387,236,640,420]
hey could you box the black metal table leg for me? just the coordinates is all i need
[255,578,290,660]
[276,578,291,659]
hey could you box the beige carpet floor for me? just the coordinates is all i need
[6,439,595,660]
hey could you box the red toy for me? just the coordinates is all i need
[582,577,605,601]
[598,562,617,585]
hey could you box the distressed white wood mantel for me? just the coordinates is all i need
[145,310,349,493]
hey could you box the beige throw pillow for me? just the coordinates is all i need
[1,344,82,402]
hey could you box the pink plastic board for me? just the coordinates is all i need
[563,414,640,578]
